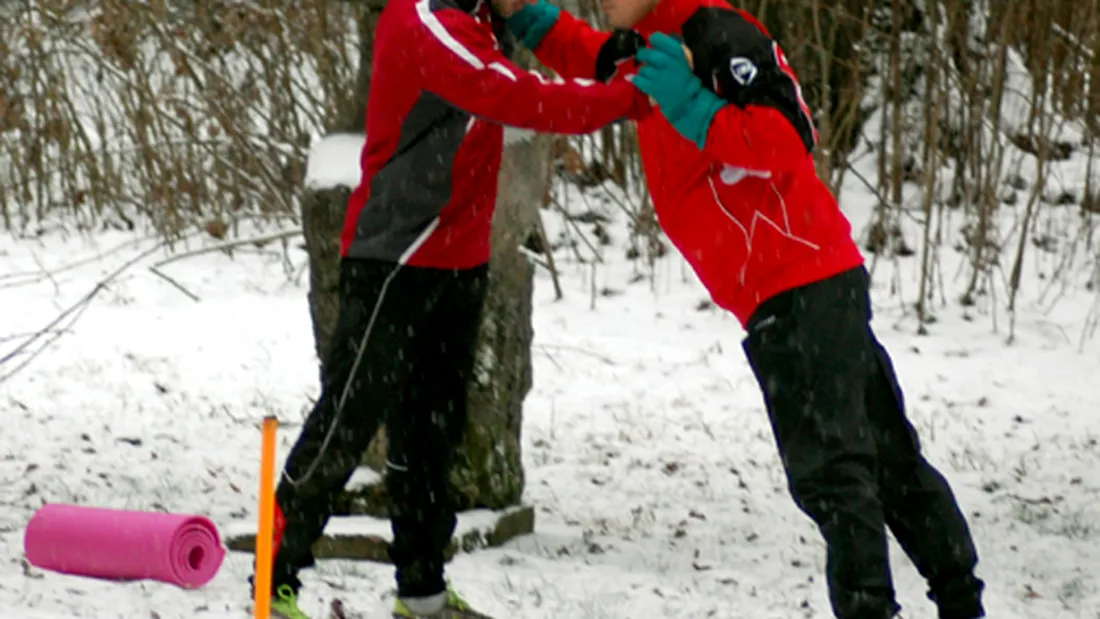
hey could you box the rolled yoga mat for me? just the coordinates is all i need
[24,503,225,589]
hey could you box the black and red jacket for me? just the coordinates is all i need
[340,0,648,270]
[534,0,865,327]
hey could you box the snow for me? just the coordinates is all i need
[302,127,539,192]
[2,167,1100,619]
[346,468,383,491]
[225,508,519,542]
[305,134,367,191]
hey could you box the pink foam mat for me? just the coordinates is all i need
[24,503,225,589]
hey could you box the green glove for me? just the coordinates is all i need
[505,0,561,50]
[633,33,725,149]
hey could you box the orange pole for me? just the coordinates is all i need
[254,416,279,619]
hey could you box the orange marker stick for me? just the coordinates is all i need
[254,416,279,619]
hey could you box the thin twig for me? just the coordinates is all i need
[549,194,602,264]
[149,266,201,302]
[534,214,563,301]
[534,343,615,365]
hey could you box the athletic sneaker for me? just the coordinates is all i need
[392,586,493,618]
[271,584,312,619]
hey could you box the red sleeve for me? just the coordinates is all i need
[702,105,813,173]
[532,11,610,79]
[414,7,642,134]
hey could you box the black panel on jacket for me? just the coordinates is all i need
[681,7,815,154]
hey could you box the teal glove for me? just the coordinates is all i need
[505,0,561,50]
[633,33,725,149]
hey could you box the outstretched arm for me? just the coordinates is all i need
[415,5,647,134]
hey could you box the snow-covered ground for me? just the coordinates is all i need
[2,159,1099,619]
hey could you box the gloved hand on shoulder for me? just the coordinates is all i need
[633,32,725,149]
[505,0,561,50]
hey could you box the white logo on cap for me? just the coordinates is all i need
[728,57,758,86]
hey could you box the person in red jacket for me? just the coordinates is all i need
[506,2,986,618]
[251,0,651,616]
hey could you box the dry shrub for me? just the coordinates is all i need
[0,0,359,239]
[715,0,1099,331]
[3,0,1099,329]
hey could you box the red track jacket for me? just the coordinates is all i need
[340,0,648,270]
[534,0,865,326]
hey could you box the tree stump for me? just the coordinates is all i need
[225,505,536,563]
[286,130,547,558]
[448,130,548,511]
[300,186,350,382]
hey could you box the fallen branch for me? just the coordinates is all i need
[0,234,158,290]
[149,266,201,302]
[0,329,70,345]
[148,229,303,270]
[0,239,170,383]
[143,229,304,300]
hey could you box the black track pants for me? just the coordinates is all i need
[742,267,985,619]
[267,257,487,599]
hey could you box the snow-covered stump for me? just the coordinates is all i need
[224,506,536,563]
[285,130,547,559]
[300,134,364,380]
[448,127,546,512]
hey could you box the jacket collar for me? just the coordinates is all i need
[453,0,478,13]
[454,0,492,17]
[634,0,704,36]
[634,0,770,37]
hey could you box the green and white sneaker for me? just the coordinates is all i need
[271,584,313,619]
[392,586,492,618]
